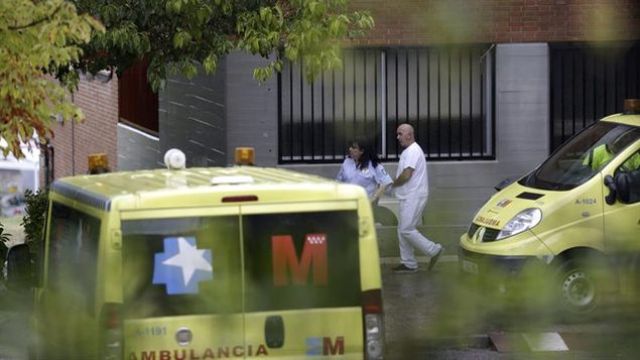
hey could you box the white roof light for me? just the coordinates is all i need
[164,149,186,170]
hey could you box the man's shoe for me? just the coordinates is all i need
[428,246,443,271]
[392,264,418,273]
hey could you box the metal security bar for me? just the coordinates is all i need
[550,42,640,151]
[278,49,380,163]
[278,45,495,164]
[384,46,494,160]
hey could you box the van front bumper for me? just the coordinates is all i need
[458,247,543,276]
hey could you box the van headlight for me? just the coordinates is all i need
[497,208,542,240]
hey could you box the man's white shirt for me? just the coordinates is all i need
[395,142,428,199]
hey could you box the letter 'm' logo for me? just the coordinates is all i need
[272,233,328,286]
[305,336,345,356]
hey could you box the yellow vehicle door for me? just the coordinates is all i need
[240,201,365,359]
[120,207,247,359]
[603,145,640,251]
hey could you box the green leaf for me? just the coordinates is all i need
[202,53,217,73]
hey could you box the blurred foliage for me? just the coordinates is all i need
[21,189,49,254]
[0,221,9,243]
[70,0,374,89]
[0,0,105,158]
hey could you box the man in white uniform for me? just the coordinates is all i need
[391,124,443,273]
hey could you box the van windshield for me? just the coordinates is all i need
[519,122,640,190]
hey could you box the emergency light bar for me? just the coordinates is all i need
[624,99,640,114]
[235,147,255,165]
[88,153,110,174]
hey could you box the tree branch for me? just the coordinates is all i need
[9,3,63,31]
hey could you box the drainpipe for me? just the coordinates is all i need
[41,142,54,188]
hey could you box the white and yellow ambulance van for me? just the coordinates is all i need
[459,99,640,313]
[6,149,384,359]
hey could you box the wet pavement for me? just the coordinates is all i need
[380,257,640,359]
[381,257,486,359]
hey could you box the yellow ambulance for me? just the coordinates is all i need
[7,149,384,359]
[459,99,640,313]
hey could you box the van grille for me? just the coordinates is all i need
[481,228,500,242]
[467,223,500,242]
[467,223,479,238]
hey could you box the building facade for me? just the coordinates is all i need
[57,0,640,250]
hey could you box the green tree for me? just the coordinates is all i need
[0,0,104,158]
[71,0,374,89]
[1,1,372,159]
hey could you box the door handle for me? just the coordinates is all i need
[264,315,284,348]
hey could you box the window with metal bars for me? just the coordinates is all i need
[278,45,495,164]
[550,41,640,152]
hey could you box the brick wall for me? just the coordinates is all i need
[350,0,640,45]
[48,75,119,179]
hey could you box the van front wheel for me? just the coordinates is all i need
[557,259,599,313]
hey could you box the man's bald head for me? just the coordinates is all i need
[396,123,415,148]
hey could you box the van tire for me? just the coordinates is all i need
[556,258,601,314]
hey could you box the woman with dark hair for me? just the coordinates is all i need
[336,138,392,204]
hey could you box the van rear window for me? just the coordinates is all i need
[242,210,360,311]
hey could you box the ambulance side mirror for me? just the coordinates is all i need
[5,243,34,291]
[494,176,518,192]
[605,173,633,205]
[604,175,617,205]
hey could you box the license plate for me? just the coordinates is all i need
[462,259,478,274]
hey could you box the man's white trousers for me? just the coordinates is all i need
[397,196,440,268]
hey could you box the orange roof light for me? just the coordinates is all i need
[235,147,255,166]
[88,153,110,174]
[623,99,640,114]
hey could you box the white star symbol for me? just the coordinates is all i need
[163,237,212,285]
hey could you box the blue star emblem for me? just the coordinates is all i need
[153,237,213,295]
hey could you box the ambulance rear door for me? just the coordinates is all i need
[120,206,247,359]
[240,200,364,359]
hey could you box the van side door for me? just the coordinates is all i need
[603,144,640,251]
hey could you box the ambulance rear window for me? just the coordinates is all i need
[122,216,243,318]
[242,210,360,311]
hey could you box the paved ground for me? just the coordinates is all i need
[381,258,640,359]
